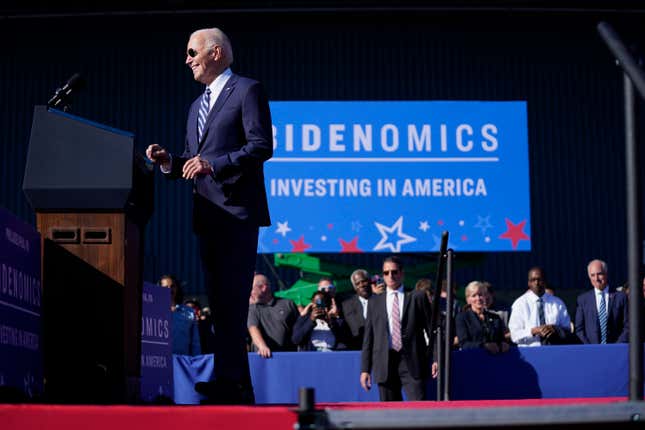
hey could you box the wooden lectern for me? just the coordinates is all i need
[23,106,153,402]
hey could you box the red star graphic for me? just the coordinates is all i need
[437,219,444,226]
[289,235,311,253]
[461,235,468,242]
[327,223,334,230]
[272,238,279,244]
[339,236,363,253]
[498,218,530,249]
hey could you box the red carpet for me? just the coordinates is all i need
[0,404,298,430]
[0,397,626,430]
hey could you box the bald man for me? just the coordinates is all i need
[575,259,628,344]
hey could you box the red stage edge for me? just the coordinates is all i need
[2,398,645,430]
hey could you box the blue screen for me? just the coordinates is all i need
[258,101,530,253]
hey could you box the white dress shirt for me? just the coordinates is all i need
[358,296,369,319]
[205,67,233,112]
[160,68,233,173]
[508,290,571,347]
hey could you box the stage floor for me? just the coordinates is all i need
[2,397,643,430]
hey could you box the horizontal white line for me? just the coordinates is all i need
[141,340,170,346]
[269,157,499,163]
[0,300,41,317]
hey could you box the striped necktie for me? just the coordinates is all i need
[391,292,402,351]
[197,87,211,141]
[598,292,608,344]
[537,297,546,326]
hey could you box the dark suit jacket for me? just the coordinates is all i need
[455,309,506,350]
[574,288,629,344]
[169,73,273,230]
[361,290,432,384]
[340,295,367,350]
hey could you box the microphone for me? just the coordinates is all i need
[47,73,85,110]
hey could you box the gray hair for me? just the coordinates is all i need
[350,269,369,286]
[191,27,234,66]
[587,259,608,274]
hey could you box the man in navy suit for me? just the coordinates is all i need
[146,27,272,403]
[575,259,628,344]
[360,256,432,401]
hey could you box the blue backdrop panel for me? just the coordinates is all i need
[249,351,382,403]
[140,281,173,402]
[0,207,42,398]
[172,345,639,404]
[259,101,530,253]
[451,344,630,400]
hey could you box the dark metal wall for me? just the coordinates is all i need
[1,9,643,299]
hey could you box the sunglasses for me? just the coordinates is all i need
[187,48,198,58]
[383,270,399,276]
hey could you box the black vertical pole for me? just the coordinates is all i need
[443,249,454,401]
[430,231,449,401]
[624,73,644,401]
[435,326,443,401]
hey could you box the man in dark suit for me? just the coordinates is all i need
[360,256,432,401]
[575,259,628,344]
[340,269,372,350]
[146,27,272,403]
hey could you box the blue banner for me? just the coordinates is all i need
[140,281,173,402]
[0,207,42,398]
[258,101,531,253]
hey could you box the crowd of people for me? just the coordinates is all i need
[162,256,644,401]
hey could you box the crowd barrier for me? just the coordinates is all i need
[172,343,639,404]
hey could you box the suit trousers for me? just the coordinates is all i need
[197,201,259,388]
[377,349,426,401]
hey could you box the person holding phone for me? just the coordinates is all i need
[292,291,349,351]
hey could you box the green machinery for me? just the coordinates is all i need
[272,252,480,306]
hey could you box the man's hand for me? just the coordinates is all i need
[145,144,170,164]
[539,325,556,339]
[360,372,372,391]
[328,298,340,318]
[310,307,326,321]
[431,362,438,379]
[483,342,500,354]
[372,282,386,295]
[300,303,314,317]
[256,344,272,358]
[182,155,213,179]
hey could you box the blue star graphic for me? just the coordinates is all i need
[474,215,493,235]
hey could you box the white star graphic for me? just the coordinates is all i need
[275,221,292,237]
[373,216,417,252]
[321,235,327,242]
[419,221,430,232]
[474,215,493,235]
[351,221,363,232]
